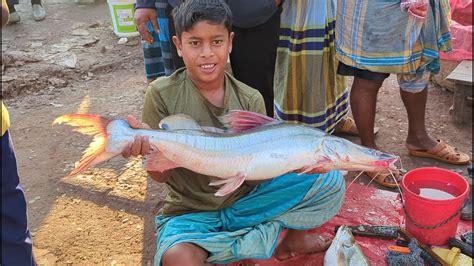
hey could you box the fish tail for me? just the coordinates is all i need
[53,114,117,175]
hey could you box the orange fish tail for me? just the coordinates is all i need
[53,114,117,175]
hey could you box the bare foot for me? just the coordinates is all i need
[274,233,330,261]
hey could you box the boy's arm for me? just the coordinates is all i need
[247,91,267,115]
[121,115,171,183]
[141,83,171,183]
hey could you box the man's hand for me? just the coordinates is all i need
[122,115,152,158]
[134,8,159,44]
[408,3,428,19]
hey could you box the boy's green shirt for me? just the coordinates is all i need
[142,68,266,216]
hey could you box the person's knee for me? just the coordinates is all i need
[162,243,208,266]
[325,171,346,201]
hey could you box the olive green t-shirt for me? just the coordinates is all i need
[142,68,266,216]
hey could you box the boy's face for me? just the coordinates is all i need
[173,21,233,87]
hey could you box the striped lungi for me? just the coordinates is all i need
[274,0,348,133]
[335,0,452,79]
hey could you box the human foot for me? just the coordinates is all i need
[274,233,330,261]
[407,139,470,165]
[333,117,379,136]
[8,11,20,24]
[32,4,45,21]
[365,169,401,189]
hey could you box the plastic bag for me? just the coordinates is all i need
[440,0,472,61]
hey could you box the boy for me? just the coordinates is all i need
[124,1,345,264]
[134,0,282,117]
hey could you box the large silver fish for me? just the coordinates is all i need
[324,225,371,266]
[53,110,398,196]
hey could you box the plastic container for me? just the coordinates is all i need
[107,0,139,38]
[401,167,470,245]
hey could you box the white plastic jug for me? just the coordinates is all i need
[107,0,139,38]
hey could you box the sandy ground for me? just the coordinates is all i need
[1,1,472,264]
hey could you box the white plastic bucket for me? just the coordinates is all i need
[107,0,139,38]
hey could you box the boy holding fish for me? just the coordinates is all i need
[124,0,345,264]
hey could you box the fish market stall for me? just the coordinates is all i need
[226,181,472,265]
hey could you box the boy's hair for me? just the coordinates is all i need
[172,0,233,39]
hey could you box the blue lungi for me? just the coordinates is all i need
[154,170,345,265]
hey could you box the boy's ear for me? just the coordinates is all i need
[172,36,183,57]
[228,32,234,54]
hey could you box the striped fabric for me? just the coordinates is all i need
[335,0,452,78]
[153,171,345,265]
[141,0,175,80]
[273,0,348,133]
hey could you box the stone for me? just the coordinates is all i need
[71,29,90,36]
[117,38,128,45]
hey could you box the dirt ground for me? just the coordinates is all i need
[1,1,472,265]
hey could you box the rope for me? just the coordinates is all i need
[401,198,467,230]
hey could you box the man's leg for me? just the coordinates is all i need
[162,242,209,266]
[229,8,281,117]
[400,87,438,151]
[166,3,184,70]
[398,72,470,164]
[350,77,384,149]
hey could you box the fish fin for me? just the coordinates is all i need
[159,114,202,130]
[209,178,231,186]
[145,149,180,172]
[219,110,279,133]
[52,114,119,176]
[201,126,227,134]
[298,165,328,175]
[213,174,246,197]
[159,114,230,134]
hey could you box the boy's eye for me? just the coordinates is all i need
[189,41,200,46]
[213,40,223,45]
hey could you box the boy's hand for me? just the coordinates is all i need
[134,8,159,44]
[122,115,152,158]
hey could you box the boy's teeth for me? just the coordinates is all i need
[201,64,215,69]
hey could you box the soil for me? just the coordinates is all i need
[1,1,472,265]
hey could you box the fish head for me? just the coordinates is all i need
[333,226,356,264]
[315,136,399,172]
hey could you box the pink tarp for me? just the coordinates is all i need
[225,183,472,266]
[440,0,473,61]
